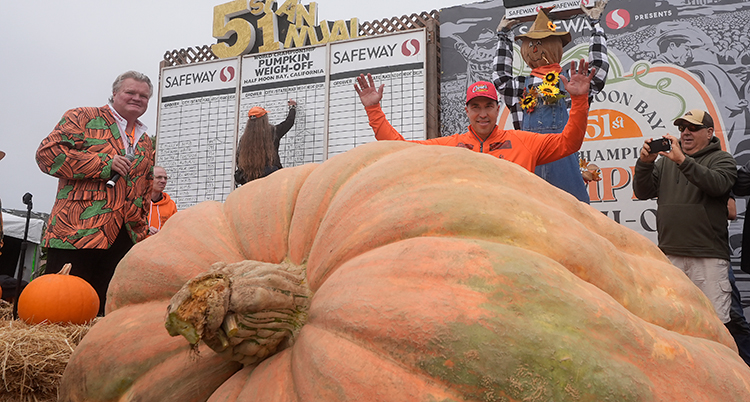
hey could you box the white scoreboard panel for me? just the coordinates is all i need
[240,46,328,167]
[327,29,427,157]
[156,58,239,210]
[155,29,427,209]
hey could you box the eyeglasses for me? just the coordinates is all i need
[678,124,707,132]
[154,175,169,180]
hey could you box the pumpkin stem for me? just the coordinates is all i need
[165,260,312,366]
[223,313,239,337]
[59,263,73,276]
[165,312,201,344]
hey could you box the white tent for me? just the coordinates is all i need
[2,211,45,281]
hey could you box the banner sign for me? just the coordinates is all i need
[504,0,593,21]
[439,0,750,254]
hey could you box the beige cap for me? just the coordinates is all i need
[673,109,714,128]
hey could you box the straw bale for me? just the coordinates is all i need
[0,300,96,402]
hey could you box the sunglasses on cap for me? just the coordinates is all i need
[677,123,707,132]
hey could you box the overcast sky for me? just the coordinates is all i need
[0,0,460,214]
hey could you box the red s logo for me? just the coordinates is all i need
[606,9,630,30]
[401,39,420,56]
[220,66,235,82]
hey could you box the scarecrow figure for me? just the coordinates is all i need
[492,2,609,203]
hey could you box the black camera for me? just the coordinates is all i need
[648,137,671,154]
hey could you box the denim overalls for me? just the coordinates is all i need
[521,79,590,203]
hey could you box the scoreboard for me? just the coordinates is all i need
[156,29,427,210]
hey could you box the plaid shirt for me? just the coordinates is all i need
[492,19,609,130]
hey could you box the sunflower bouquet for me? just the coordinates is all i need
[520,71,567,114]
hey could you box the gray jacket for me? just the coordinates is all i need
[633,137,736,260]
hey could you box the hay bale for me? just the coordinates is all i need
[0,300,96,402]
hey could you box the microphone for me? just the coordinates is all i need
[106,154,135,188]
[22,192,33,207]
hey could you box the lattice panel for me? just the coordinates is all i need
[163,45,218,67]
[161,11,440,67]
[359,11,439,36]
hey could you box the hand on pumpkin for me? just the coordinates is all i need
[354,73,384,107]
[497,16,519,33]
[581,0,608,20]
[559,59,595,97]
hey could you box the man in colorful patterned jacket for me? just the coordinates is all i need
[36,71,155,315]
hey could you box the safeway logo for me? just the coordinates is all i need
[401,39,420,57]
[220,66,235,82]
[606,9,630,30]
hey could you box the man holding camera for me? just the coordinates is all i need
[36,71,155,315]
[634,109,737,336]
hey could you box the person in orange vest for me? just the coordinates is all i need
[148,165,177,236]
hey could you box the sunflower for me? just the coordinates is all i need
[547,21,556,32]
[538,83,560,98]
[543,71,559,86]
[521,94,537,113]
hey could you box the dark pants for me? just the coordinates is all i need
[725,267,750,367]
[45,227,134,316]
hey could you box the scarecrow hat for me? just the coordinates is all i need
[514,8,571,47]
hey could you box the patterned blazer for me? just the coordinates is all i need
[36,106,154,249]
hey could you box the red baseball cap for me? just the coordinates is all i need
[466,81,498,104]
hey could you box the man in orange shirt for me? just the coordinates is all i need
[148,166,177,236]
[354,59,594,173]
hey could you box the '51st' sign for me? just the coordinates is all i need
[212,0,359,58]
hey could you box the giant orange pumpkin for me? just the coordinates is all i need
[60,142,750,401]
[18,263,99,325]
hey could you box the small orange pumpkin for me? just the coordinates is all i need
[18,263,99,325]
